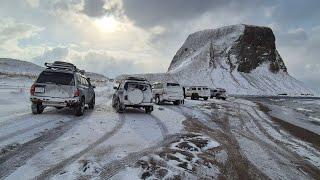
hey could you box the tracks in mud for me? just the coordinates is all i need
[99,134,182,179]
[168,101,320,179]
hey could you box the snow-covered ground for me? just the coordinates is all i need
[0,76,319,179]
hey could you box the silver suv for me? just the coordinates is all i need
[30,61,95,116]
[152,82,184,105]
[112,77,153,113]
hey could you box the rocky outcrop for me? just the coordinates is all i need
[166,24,313,95]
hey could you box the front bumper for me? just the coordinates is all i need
[30,96,80,107]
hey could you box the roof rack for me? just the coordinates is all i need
[44,61,85,74]
[125,76,147,81]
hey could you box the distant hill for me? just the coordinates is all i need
[0,58,108,82]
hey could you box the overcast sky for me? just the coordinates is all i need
[0,0,319,91]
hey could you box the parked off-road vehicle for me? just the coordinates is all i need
[210,88,227,100]
[152,82,184,105]
[185,86,210,100]
[30,61,95,116]
[112,77,153,113]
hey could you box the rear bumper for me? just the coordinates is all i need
[161,95,184,102]
[30,96,80,107]
[123,102,153,107]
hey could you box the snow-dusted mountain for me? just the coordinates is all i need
[0,58,43,77]
[0,58,108,82]
[166,24,314,95]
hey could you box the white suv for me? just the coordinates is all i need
[184,86,210,100]
[112,77,153,113]
[152,82,184,105]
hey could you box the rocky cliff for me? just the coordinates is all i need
[167,24,313,95]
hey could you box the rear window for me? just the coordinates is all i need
[167,83,180,87]
[124,82,150,91]
[36,71,74,85]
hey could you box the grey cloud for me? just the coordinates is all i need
[0,19,42,43]
[33,47,69,66]
[72,51,143,77]
[81,0,108,17]
[271,0,320,26]
[121,0,272,28]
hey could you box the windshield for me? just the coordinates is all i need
[36,71,74,85]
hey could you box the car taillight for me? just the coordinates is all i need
[30,84,35,95]
[74,89,80,97]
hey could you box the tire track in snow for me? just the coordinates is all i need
[0,116,66,143]
[35,113,126,180]
[0,113,88,179]
[99,134,183,179]
[149,114,169,138]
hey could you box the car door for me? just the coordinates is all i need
[86,78,95,102]
[76,74,88,102]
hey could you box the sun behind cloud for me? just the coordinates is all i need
[94,16,119,33]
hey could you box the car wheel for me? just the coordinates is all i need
[89,95,95,109]
[155,96,161,104]
[145,106,153,113]
[115,98,124,113]
[31,102,44,114]
[173,100,180,105]
[75,97,85,116]
[203,97,208,101]
[191,93,198,100]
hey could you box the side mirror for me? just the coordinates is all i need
[113,86,117,90]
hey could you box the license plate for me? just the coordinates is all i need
[35,87,45,93]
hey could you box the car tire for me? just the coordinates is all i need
[203,97,208,101]
[173,100,180,105]
[191,93,198,100]
[75,97,85,116]
[145,106,153,114]
[89,95,95,109]
[31,102,44,114]
[115,98,124,113]
[155,95,161,105]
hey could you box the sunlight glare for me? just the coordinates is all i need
[94,16,119,33]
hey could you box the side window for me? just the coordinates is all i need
[83,77,88,87]
[198,88,201,90]
[76,74,81,85]
[192,88,196,90]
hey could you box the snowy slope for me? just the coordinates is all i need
[0,58,108,82]
[167,24,314,96]
[0,58,43,77]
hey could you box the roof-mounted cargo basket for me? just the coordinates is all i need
[44,61,85,74]
[125,76,147,81]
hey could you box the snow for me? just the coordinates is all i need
[296,107,313,112]
[162,25,316,96]
[1,58,320,179]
